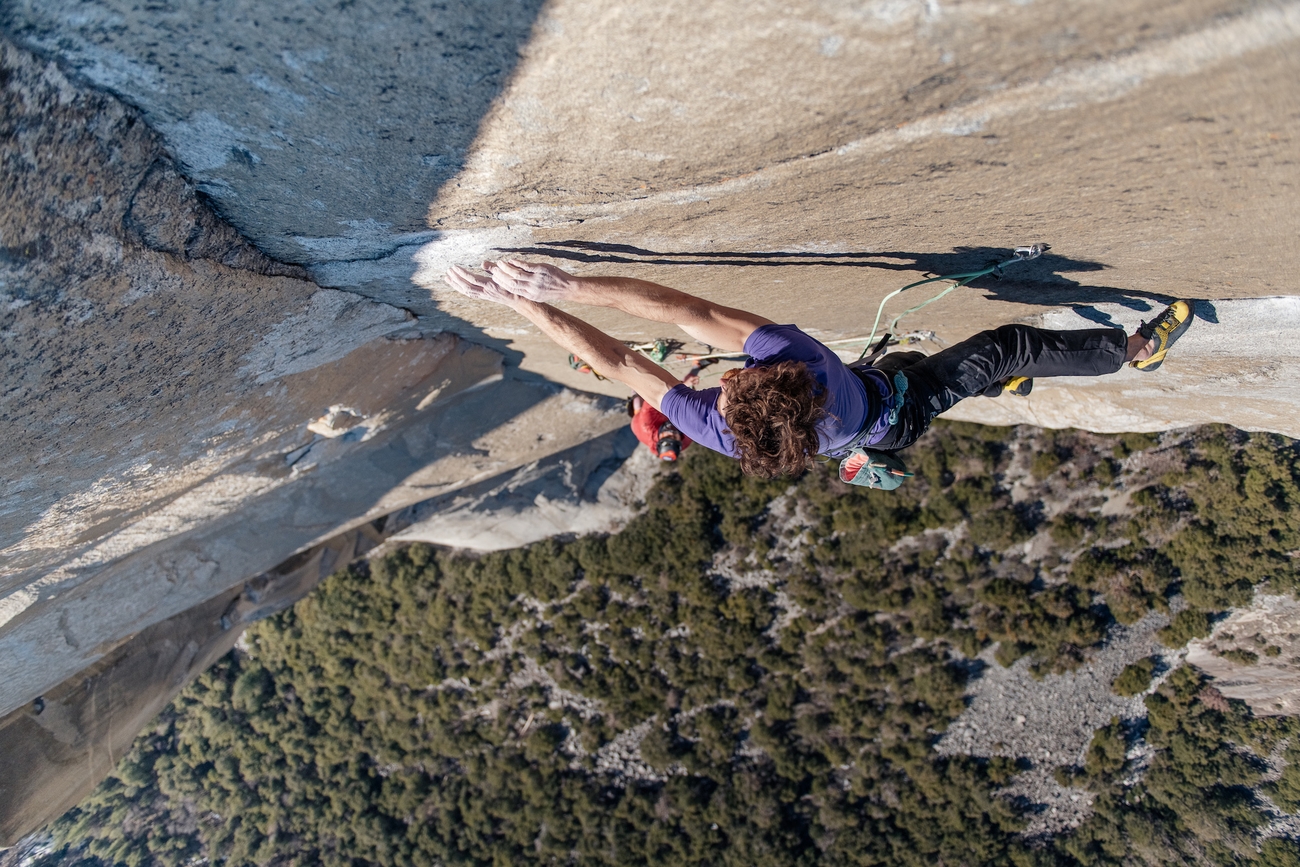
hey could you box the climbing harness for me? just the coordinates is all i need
[833,244,1050,488]
[840,363,910,434]
[826,363,914,488]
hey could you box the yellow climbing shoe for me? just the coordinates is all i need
[1131,300,1194,372]
[1004,376,1033,397]
[981,376,1034,398]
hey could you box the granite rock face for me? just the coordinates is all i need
[0,0,547,263]
[0,41,628,722]
[0,41,632,840]
[9,0,1300,404]
[3,0,1300,848]
[386,426,662,553]
[0,518,386,845]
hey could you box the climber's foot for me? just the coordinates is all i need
[981,376,1033,398]
[1005,376,1033,397]
[1130,300,1195,372]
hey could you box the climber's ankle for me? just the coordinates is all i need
[1126,332,1155,363]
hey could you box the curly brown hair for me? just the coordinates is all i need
[721,361,827,478]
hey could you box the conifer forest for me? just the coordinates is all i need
[32,423,1300,867]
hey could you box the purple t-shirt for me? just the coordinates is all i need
[660,324,876,458]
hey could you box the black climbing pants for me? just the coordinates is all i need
[869,324,1127,452]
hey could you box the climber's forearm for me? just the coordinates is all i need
[511,299,678,408]
[563,275,774,352]
[486,260,772,351]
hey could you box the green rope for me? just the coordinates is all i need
[862,245,1048,359]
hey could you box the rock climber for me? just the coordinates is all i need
[444,259,1194,481]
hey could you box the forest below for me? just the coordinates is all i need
[25,421,1300,867]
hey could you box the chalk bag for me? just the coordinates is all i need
[838,448,913,491]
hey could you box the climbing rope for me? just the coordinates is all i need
[671,332,937,368]
[862,244,1049,358]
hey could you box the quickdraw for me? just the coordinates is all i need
[568,353,606,380]
[624,337,683,363]
[885,371,908,426]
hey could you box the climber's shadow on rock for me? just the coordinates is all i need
[498,240,1210,328]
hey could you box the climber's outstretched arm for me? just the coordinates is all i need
[482,259,773,353]
[444,266,679,409]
